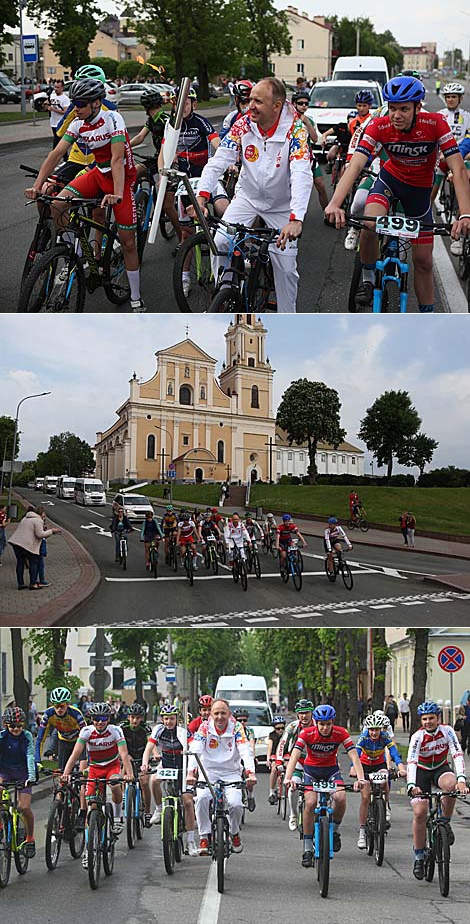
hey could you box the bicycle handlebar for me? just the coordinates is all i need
[20,163,39,177]
[25,195,105,207]
[345,214,453,235]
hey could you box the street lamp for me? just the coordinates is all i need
[154,424,174,502]
[19,0,27,116]
[1,434,12,494]
[7,392,51,511]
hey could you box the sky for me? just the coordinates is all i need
[1,314,469,477]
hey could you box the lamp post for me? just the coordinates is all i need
[7,392,51,511]
[19,0,27,116]
[1,434,12,494]
[370,460,374,478]
[154,424,174,502]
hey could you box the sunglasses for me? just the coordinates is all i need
[274,725,285,730]
[6,723,23,730]
[93,716,110,723]
[73,99,92,109]
[296,101,308,106]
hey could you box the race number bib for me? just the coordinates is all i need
[156,767,179,779]
[375,215,420,238]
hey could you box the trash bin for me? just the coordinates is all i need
[7,504,18,520]
[256,506,263,520]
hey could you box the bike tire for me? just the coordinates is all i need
[121,544,127,571]
[324,558,336,582]
[68,794,85,858]
[13,813,28,875]
[366,804,375,856]
[216,816,225,894]
[348,251,361,313]
[21,222,53,290]
[240,560,248,591]
[173,230,215,313]
[245,546,253,573]
[359,519,369,532]
[126,784,136,850]
[282,782,288,821]
[341,562,354,591]
[102,804,115,876]
[374,798,386,867]
[45,799,63,870]
[135,789,144,841]
[187,552,194,586]
[162,806,175,875]
[208,286,241,313]
[135,188,150,263]
[232,561,239,584]
[348,518,357,530]
[102,225,131,306]
[318,815,330,899]
[87,809,101,890]
[0,809,12,887]
[211,548,219,575]
[17,244,86,313]
[457,239,470,280]
[424,825,435,882]
[436,824,450,897]
[295,550,304,573]
[151,548,158,579]
[381,279,401,313]
[253,551,261,579]
[262,537,269,556]
[171,546,178,572]
[159,214,176,241]
[292,561,302,592]
[246,251,276,311]
[218,542,226,565]
[276,777,282,816]
[280,566,289,584]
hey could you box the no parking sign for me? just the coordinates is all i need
[438,646,465,717]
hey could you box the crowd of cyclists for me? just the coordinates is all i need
[21,63,470,312]
[1,687,468,884]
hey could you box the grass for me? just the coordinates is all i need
[0,111,48,123]
[111,483,220,507]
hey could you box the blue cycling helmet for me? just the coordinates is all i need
[160,703,179,715]
[417,700,440,716]
[328,516,337,524]
[313,704,336,721]
[282,513,292,521]
[355,89,374,105]
[383,76,425,104]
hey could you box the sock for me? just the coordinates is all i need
[270,788,276,796]
[113,801,122,820]
[187,830,195,843]
[182,271,191,282]
[303,835,313,851]
[361,264,375,285]
[126,269,141,301]
[414,848,424,859]
[418,304,434,313]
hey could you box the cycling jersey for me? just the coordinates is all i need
[200,519,220,538]
[276,522,299,544]
[355,730,402,768]
[324,525,350,552]
[294,725,355,768]
[56,99,118,166]
[178,519,197,541]
[356,112,460,187]
[120,722,151,762]
[145,109,169,155]
[349,112,371,136]
[220,109,243,139]
[245,521,263,541]
[407,724,465,786]
[161,513,178,532]
[438,107,470,142]
[63,109,135,176]
[224,523,251,547]
[0,728,36,780]
[170,111,218,177]
[78,724,125,767]
[188,715,204,736]
[277,719,313,763]
[148,723,187,768]
[35,704,86,760]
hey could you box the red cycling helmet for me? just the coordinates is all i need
[233,80,254,103]
[199,695,213,708]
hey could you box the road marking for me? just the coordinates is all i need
[245,616,280,623]
[332,607,362,613]
[401,600,426,606]
[369,604,396,609]
[92,511,106,518]
[433,233,468,312]
[105,570,328,583]
[197,860,222,924]
[80,522,112,537]
[381,567,408,580]
[292,612,326,619]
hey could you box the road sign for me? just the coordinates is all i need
[168,462,176,471]
[88,635,113,655]
[438,646,465,673]
[22,35,38,63]
[89,669,112,690]
[167,470,176,478]
[89,655,113,667]
[166,665,176,682]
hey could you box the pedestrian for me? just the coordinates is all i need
[454,706,465,743]
[462,696,470,755]
[0,503,10,565]
[384,694,399,731]
[28,698,37,736]
[406,511,416,548]
[227,77,235,108]
[357,696,364,724]
[349,490,359,518]
[8,506,61,590]
[46,79,70,148]
[36,505,51,586]
[399,510,409,545]
[398,693,410,732]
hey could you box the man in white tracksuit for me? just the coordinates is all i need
[186,699,256,854]
[224,513,251,564]
[194,77,313,313]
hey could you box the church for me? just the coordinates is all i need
[94,315,364,485]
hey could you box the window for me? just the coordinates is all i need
[288,451,293,460]
[297,63,304,74]
[147,434,155,459]
[332,455,336,463]
[276,451,281,460]
[341,455,346,464]
[251,385,259,408]
[183,435,189,446]
[227,387,231,396]
[95,49,103,57]
[352,457,356,466]
[179,385,191,405]
[321,453,326,463]
[246,314,252,324]
[167,382,173,395]
[217,440,224,463]
[299,452,304,461]
[200,385,206,399]
[184,365,190,378]
[297,38,304,49]
[248,357,255,367]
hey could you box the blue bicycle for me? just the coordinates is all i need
[123,759,145,850]
[280,539,303,591]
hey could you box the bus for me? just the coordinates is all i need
[56,475,76,499]
[44,475,58,494]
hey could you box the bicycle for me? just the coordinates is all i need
[148,537,159,578]
[280,539,303,592]
[297,779,355,899]
[216,536,227,566]
[347,214,452,313]
[167,533,179,572]
[44,769,85,870]
[123,760,145,850]
[207,220,278,313]
[183,544,196,586]
[83,775,123,891]
[416,789,469,897]
[18,195,131,312]
[325,547,353,590]
[275,764,288,820]
[157,767,185,875]
[436,172,456,227]
[0,782,34,887]
[116,527,131,571]
[364,769,397,867]
[262,531,278,559]
[195,772,245,894]
[230,543,248,592]
[348,510,369,532]
[134,154,176,263]
[203,533,219,575]
[245,537,261,579]
[19,164,59,290]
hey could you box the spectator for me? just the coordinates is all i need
[357,697,364,724]
[349,490,359,517]
[406,512,416,548]
[36,505,51,587]
[384,694,399,731]
[8,506,61,590]
[462,696,470,756]
[46,79,70,148]
[399,511,409,545]
[28,698,37,736]
[398,693,410,732]
[454,705,466,743]
[0,503,10,565]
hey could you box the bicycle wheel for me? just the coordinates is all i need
[253,551,261,579]
[135,788,144,841]
[0,810,12,887]
[17,244,86,313]
[186,552,194,586]
[162,806,175,875]
[374,798,386,867]
[246,253,276,311]
[347,251,361,313]
[292,560,302,592]
[436,824,450,897]
[208,285,241,313]
[294,550,304,573]
[171,545,178,572]
[276,775,282,816]
[218,542,226,565]
[282,781,288,821]
[173,230,215,312]
[135,188,150,263]
[317,815,330,899]
[240,559,248,591]
[216,816,225,894]
[87,809,101,890]
[245,545,253,574]
[366,805,375,856]
[151,547,158,579]
[102,804,115,876]
[348,518,357,530]
[211,547,219,575]
[120,542,127,571]
[381,279,401,313]
[102,226,131,306]
[424,824,435,882]
[232,560,239,584]
[359,519,369,532]
[126,784,136,850]
[341,562,353,591]
[159,213,176,241]
[45,799,63,870]
[457,239,470,280]
[21,221,53,289]
[68,794,85,858]
[13,813,28,875]
[324,558,336,582]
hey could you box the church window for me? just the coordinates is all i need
[251,385,259,408]
[200,385,206,400]
[147,434,155,459]
[179,385,192,405]
[217,440,224,463]
[248,357,255,367]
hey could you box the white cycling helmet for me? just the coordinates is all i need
[443,83,465,95]
[364,712,389,729]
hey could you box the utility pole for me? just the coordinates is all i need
[167,633,175,703]
[94,629,106,702]
[356,27,360,56]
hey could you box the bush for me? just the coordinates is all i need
[89,57,118,80]
[388,474,415,487]
[278,475,291,484]
[117,60,142,81]
[418,466,470,488]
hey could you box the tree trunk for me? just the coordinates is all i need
[52,629,69,683]
[262,47,269,76]
[135,677,144,705]
[307,437,317,485]
[198,63,209,101]
[387,457,393,479]
[10,629,29,713]
[371,629,388,710]
[148,640,158,713]
[336,633,348,726]
[347,631,360,732]
[409,630,429,735]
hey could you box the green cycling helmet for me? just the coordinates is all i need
[75,64,106,84]
[295,698,314,713]
[50,686,72,704]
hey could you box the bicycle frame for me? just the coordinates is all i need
[313,785,336,861]
[0,785,27,853]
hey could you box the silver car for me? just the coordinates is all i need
[116,82,156,106]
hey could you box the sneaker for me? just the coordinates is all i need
[355,281,374,309]
[344,227,359,251]
[357,829,367,849]
[450,239,464,256]
[76,812,86,832]
[150,807,162,825]
[82,852,89,869]
[247,795,256,813]
[113,820,123,836]
[199,837,210,856]
[193,560,198,571]
[268,793,278,806]
[333,831,341,853]
[301,850,313,868]
[24,840,36,858]
[288,814,297,832]
[413,858,424,880]
[231,832,243,853]
[38,581,51,587]
[130,297,147,312]
[144,813,152,828]
[187,840,199,857]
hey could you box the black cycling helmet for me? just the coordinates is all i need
[128,703,146,716]
[233,708,249,719]
[69,78,106,103]
[292,89,310,104]
[88,701,114,718]
[233,79,254,102]
[140,88,163,109]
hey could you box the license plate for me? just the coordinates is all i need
[156,767,179,779]
[375,215,420,238]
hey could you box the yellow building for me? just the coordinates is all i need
[42,29,149,80]
[402,43,437,74]
[386,627,470,720]
[270,7,332,83]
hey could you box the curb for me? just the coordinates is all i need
[423,574,470,593]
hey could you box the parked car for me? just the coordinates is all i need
[64,80,118,103]
[112,493,154,521]
[0,75,21,104]
[306,79,383,154]
[115,82,156,106]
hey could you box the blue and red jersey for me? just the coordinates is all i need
[294,725,355,768]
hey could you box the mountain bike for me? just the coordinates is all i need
[203,534,219,575]
[436,173,456,227]
[348,509,369,532]
[207,220,278,313]
[84,775,123,891]
[216,537,226,566]
[364,769,397,866]
[19,163,60,290]
[0,782,34,887]
[325,548,353,590]
[44,769,85,870]
[183,543,196,586]
[230,543,248,592]
[123,760,145,850]
[116,527,131,571]
[245,538,261,579]
[262,531,278,559]
[195,774,245,894]
[157,767,185,875]
[280,539,303,591]
[148,538,159,578]
[298,779,355,898]
[275,764,288,820]
[417,789,470,897]
[167,533,178,572]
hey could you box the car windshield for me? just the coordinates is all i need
[233,705,272,725]
[219,689,266,701]
[123,497,150,506]
[309,85,380,108]
[85,482,104,491]
[335,70,386,85]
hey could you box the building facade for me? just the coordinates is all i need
[270,7,332,83]
[402,43,437,73]
[275,427,364,479]
[386,627,470,719]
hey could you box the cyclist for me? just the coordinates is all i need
[188,695,213,736]
[354,712,406,849]
[407,700,468,880]
[120,703,153,827]
[176,510,199,571]
[324,516,352,576]
[61,701,134,867]
[141,703,198,855]
[292,89,329,212]
[321,119,354,174]
[140,509,164,571]
[267,714,286,805]
[220,79,254,138]
[199,511,221,560]
[224,512,251,570]
[244,511,263,543]
[233,708,256,811]
[263,512,277,545]
[436,82,470,255]
[0,706,37,858]
[275,513,306,572]
[110,506,133,562]
[192,77,313,313]
[35,686,87,772]
[186,698,257,855]
[276,699,315,830]
[325,75,470,312]
[130,89,168,178]
[161,505,178,560]
[348,89,375,136]
[284,704,366,867]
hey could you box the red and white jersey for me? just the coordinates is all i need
[295,724,355,768]
[224,523,250,547]
[64,109,135,176]
[356,112,460,187]
[177,519,197,539]
[407,724,465,786]
[78,724,125,767]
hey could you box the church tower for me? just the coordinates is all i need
[219,314,274,418]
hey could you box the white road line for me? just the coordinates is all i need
[431,597,454,603]
[369,604,396,609]
[197,860,223,924]
[401,600,426,606]
[245,616,280,623]
[92,511,106,518]
[292,612,326,619]
[332,607,362,613]
[105,571,327,583]
[433,233,468,312]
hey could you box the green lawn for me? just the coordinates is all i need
[0,111,48,123]
[111,483,220,507]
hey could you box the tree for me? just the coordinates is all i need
[34,432,95,477]
[172,629,245,706]
[10,629,29,713]
[108,629,166,705]
[276,379,346,484]
[244,0,291,76]
[398,432,439,478]
[327,16,402,72]
[358,390,421,479]
[0,415,20,464]
[371,629,390,711]
[89,56,118,79]
[117,59,142,81]
[0,1,18,67]
[27,0,102,73]
[26,629,82,695]
[408,629,429,735]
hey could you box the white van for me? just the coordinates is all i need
[57,475,76,499]
[44,475,58,494]
[215,674,269,704]
[74,477,106,506]
[34,477,44,491]
[333,56,389,88]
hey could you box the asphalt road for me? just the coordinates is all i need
[8,758,470,922]
[19,489,470,626]
[1,81,466,312]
